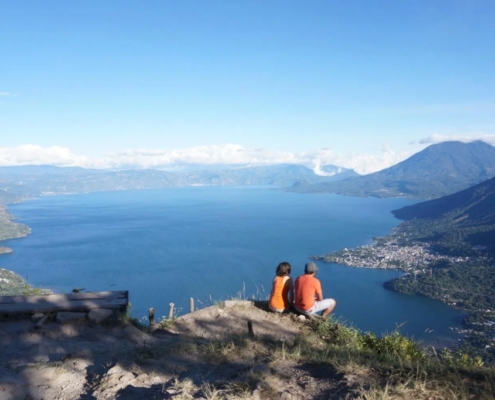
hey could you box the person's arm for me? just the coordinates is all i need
[315,279,323,301]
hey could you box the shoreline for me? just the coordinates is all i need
[0,246,13,254]
[313,223,495,360]
[0,201,51,295]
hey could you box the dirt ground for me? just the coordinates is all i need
[0,301,353,400]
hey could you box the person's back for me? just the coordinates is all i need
[294,262,336,317]
[294,273,321,311]
[268,262,293,313]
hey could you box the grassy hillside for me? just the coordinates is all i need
[2,300,494,399]
[392,176,495,255]
[0,205,31,242]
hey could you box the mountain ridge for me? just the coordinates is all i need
[288,141,495,199]
[0,163,357,202]
[391,175,495,253]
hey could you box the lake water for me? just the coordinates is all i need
[1,187,463,345]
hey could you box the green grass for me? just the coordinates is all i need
[168,316,495,399]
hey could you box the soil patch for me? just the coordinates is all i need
[0,302,354,399]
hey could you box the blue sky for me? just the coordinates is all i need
[1,1,494,173]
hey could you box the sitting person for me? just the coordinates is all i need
[294,262,336,317]
[268,261,293,313]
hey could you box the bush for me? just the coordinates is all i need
[358,331,425,362]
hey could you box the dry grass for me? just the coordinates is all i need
[97,308,495,399]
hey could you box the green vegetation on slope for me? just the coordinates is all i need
[0,268,50,296]
[314,176,495,363]
[392,176,495,255]
[151,314,494,399]
[0,204,31,245]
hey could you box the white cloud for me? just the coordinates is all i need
[0,145,94,168]
[306,146,411,175]
[105,144,300,169]
[419,133,495,147]
[0,92,13,96]
[0,143,409,174]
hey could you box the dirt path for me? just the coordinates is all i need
[0,302,353,399]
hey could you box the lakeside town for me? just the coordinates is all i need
[312,232,471,272]
[312,226,495,360]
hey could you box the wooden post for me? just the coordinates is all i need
[148,307,155,326]
[189,297,194,313]
[247,320,254,338]
[168,303,175,319]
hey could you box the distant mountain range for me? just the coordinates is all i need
[2,140,495,205]
[0,163,357,204]
[392,176,495,253]
[289,141,495,199]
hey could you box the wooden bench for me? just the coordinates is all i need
[0,290,129,314]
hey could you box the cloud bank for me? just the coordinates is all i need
[0,145,94,168]
[0,143,415,175]
[419,133,495,146]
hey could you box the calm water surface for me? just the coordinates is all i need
[1,187,463,345]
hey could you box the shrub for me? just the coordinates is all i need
[358,331,425,362]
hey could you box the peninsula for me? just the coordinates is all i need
[312,223,473,271]
[314,176,495,363]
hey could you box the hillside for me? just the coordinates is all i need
[289,141,495,199]
[392,176,495,253]
[0,301,493,399]
[393,176,495,223]
[0,205,31,244]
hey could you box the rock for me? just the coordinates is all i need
[31,313,45,322]
[280,392,294,400]
[297,315,306,321]
[223,300,253,308]
[87,309,113,323]
[56,312,86,324]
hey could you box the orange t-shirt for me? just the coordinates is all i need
[269,276,292,310]
[294,274,322,311]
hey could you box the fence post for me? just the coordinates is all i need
[247,320,254,338]
[168,303,175,319]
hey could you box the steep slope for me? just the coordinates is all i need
[392,176,495,253]
[290,141,495,199]
[392,176,495,224]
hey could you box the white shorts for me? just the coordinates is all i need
[296,298,335,315]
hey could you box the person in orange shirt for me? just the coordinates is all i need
[294,262,336,317]
[268,261,293,313]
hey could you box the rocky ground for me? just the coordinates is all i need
[0,301,354,400]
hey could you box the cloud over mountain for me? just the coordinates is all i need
[0,145,93,168]
[420,134,495,146]
[0,143,412,174]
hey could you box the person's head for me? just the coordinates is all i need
[304,262,318,275]
[276,261,291,277]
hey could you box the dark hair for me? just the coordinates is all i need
[276,262,291,277]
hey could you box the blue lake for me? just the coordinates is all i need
[1,187,463,346]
